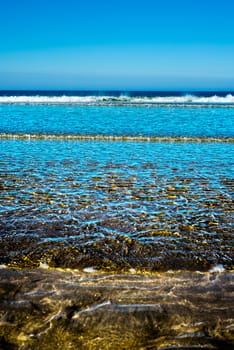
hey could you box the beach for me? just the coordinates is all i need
[0,91,233,348]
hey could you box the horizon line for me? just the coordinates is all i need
[0,88,234,92]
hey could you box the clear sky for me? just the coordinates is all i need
[0,0,234,90]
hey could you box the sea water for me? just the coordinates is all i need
[0,91,233,349]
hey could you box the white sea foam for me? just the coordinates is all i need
[39,262,49,269]
[209,264,225,273]
[0,94,234,105]
[0,264,7,269]
[83,267,97,273]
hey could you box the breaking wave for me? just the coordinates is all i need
[1,94,234,105]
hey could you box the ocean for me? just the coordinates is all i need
[0,90,233,349]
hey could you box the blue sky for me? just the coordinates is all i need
[0,0,234,90]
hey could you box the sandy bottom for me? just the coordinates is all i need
[0,267,233,349]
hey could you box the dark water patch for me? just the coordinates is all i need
[1,225,233,272]
[0,268,233,349]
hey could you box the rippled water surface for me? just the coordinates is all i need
[0,139,233,270]
[0,268,233,350]
[0,104,234,138]
[0,99,233,348]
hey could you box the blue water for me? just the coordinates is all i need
[0,91,233,271]
[0,104,234,138]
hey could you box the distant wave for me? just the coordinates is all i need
[1,133,233,143]
[0,94,234,106]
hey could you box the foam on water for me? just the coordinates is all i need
[209,264,226,273]
[0,94,234,105]
[0,133,233,142]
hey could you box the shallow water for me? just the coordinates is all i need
[0,268,233,350]
[0,104,234,138]
[0,139,233,271]
[0,95,234,348]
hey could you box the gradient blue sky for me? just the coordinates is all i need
[0,0,234,90]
